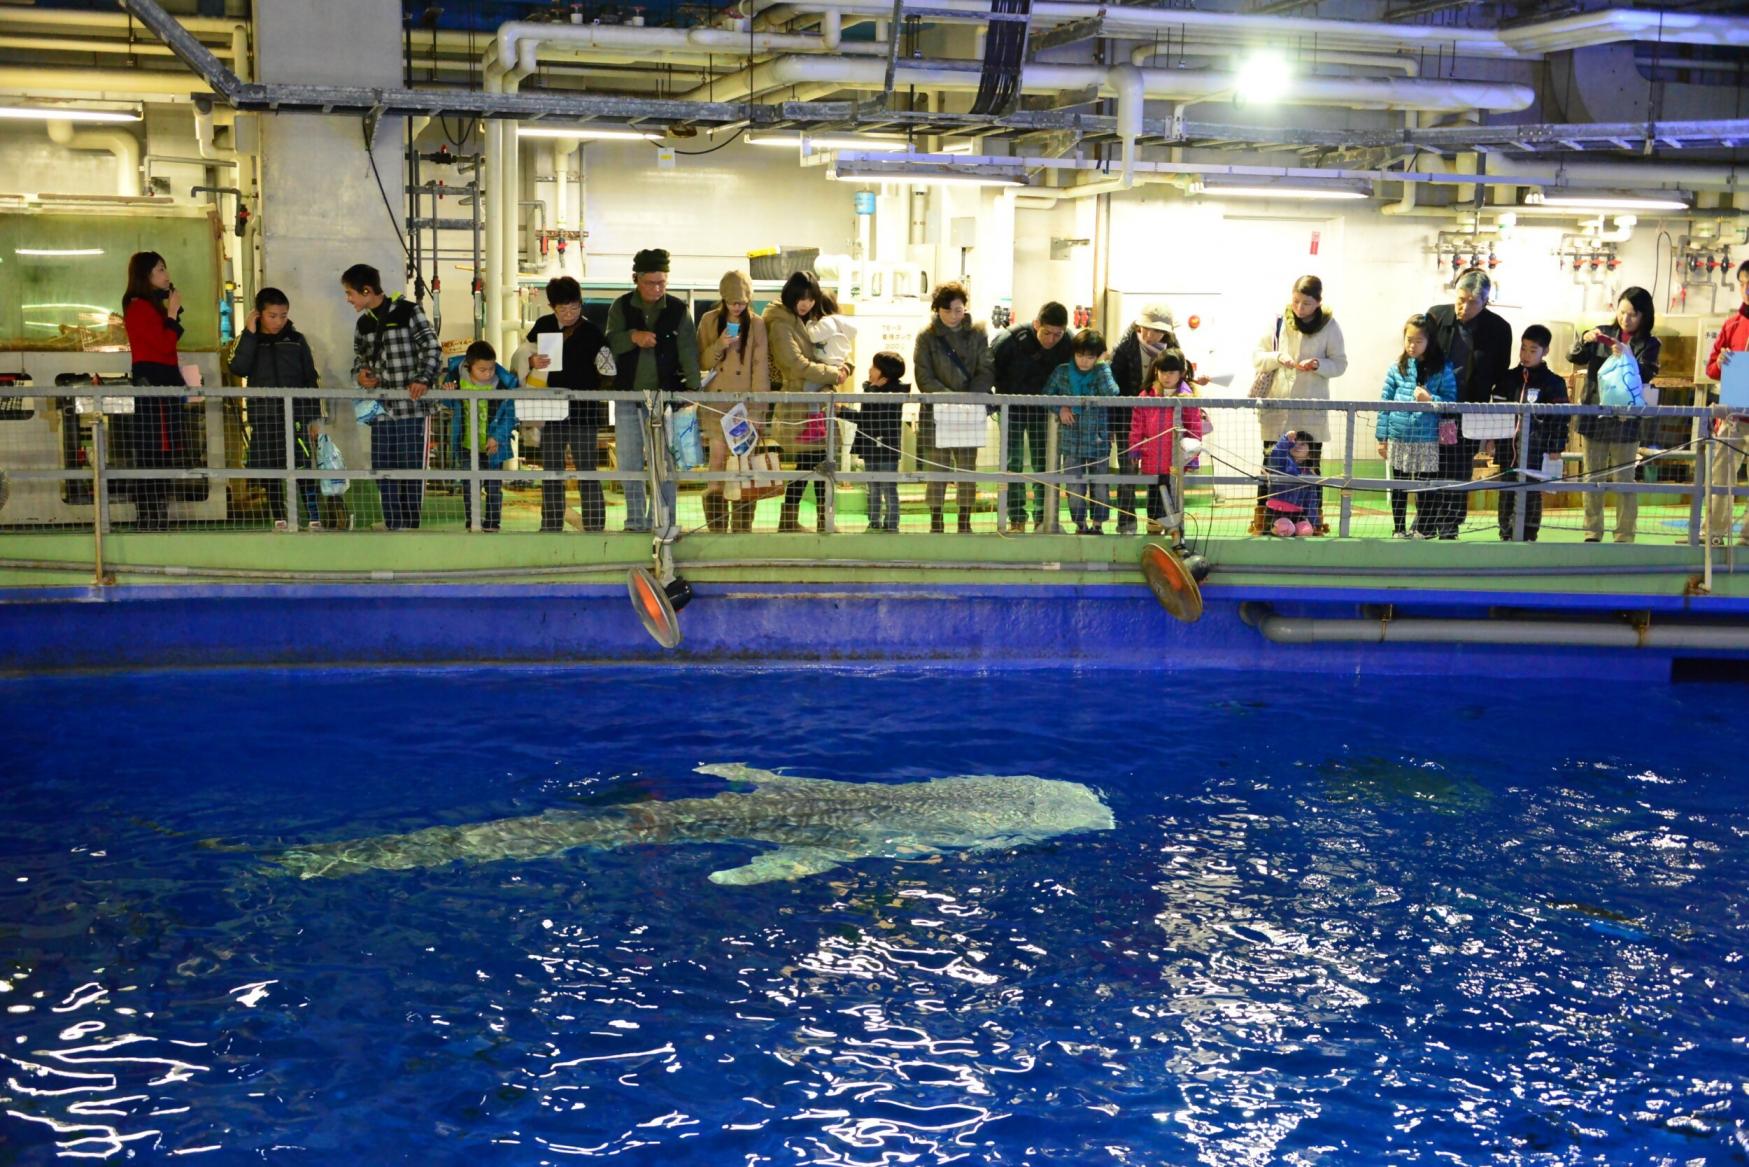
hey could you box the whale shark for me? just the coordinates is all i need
[268,763,1116,885]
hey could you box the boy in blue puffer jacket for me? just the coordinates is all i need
[1376,313,1457,539]
[1044,328,1120,534]
[443,340,518,531]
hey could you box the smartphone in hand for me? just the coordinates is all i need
[726,321,741,339]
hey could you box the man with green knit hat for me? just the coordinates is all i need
[605,247,701,531]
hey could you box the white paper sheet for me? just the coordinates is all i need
[537,332,565,373]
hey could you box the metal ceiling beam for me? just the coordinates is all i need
[1028,15,1105,55]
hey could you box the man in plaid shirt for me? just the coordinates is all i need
[344,263,440,530]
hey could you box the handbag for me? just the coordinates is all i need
[1598,351,1644,408]
[317,430,349,497]
[725,446,786,501]
[667,403,704,469]
[1249,316,1284,399]
[797,410,828,445]
[1437,419,1459,446]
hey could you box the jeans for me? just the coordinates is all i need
[1061,454,1110,529]
[462,477,503,530]
[262,478,321,527]
[864,453,900,529]
[370,416,428,530]
[616,403,677,531]
[539,420,603,531]
[1005,405,1049,525]
[1496,472,1545,540]
[1581,436,1640,542]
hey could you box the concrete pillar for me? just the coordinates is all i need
[255,0,404,389]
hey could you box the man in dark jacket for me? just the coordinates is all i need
[605,248,699,532]
[528,276,613,531]
[1424,269,1513,538]
[990,301,1070,531]
[231,286,321,530]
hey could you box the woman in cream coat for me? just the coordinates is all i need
[763,270,850,532]
[697,270,770,532]
[1250,274,1348,533]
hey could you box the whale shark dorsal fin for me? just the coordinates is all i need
[694,762,833,791]
[708,846,851,886]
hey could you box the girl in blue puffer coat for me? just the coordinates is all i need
[1376,314,1457,539]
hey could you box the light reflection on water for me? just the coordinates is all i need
[1,668,1746,1163]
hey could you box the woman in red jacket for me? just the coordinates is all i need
[121,251,188,530]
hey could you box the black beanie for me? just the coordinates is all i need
[633,248,671,275]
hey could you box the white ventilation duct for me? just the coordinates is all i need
[754,0,1749,59]
[677,55,1536,112]
[45,118,141,197]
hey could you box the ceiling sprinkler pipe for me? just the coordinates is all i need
[1111,64,1143,190]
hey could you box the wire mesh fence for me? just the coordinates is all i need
[0,385,1744,552]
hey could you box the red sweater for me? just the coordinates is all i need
[125,297,182,367]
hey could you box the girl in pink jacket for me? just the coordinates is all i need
[1129,350,1210,536]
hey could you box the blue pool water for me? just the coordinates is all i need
[2,667,1746,1165]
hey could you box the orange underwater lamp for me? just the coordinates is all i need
[627,567,693,649]
[1140,541,1210,624]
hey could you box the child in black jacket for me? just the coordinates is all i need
[838,351,911,532]
[230,286,323,530]
[1491,323,1570,541]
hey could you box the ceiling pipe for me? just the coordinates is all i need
[750,0,1749,58]
[0,8,245,37]
[1131,45,1422,77]
[678,54,1535,111]
[490,18,878,70]
[1111,63,1143,189]
[1498,158,1746,192]
[45,118,141,197]
[0,66,213,97]
[0,36,240,59]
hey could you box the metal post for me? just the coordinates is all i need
[1689,436,1708,551]
[1170,400,1185,538]
[1044,409,1061,533]
[1512,401,1531,543]
[1340,408,1355,539]
[823,395,837,534]
[996,401,1011,534]
[283,389,300,532]
[468,399,482,532]
[90,414,110,584]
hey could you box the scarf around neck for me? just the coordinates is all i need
[1288,307,1330,336]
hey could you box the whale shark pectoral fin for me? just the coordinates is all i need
[694,763,834,793]
[708,847,854,886]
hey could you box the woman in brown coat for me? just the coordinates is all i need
[763,271,850,532]
[697,270,771,532]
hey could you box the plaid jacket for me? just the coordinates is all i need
[352,294,441,418]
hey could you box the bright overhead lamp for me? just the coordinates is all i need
[0,104,140,123]
[516,125,663,142]
[1199,183,1369,202]
[830,161,1027,188]
[1233,50,1291,105]
[747,132,910,151]
[15,248,105,258]
[1536,192,1690,211]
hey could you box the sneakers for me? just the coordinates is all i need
[1391,529,1410,539]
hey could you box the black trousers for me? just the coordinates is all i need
[782,450,827,511]
[1390,469,1439,535]
[127,362,189,530]
[1429,433,1478,537]
[540,420,604,531]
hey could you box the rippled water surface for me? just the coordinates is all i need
[2,668,1746,1164]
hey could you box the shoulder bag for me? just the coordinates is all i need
[1249,316,1284,399]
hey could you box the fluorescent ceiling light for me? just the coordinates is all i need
[516,125,662,142]
[747,132,909,151]
[1537,193,1690,211]
[1233,51,1291,105]
[0,104,140,123]
[1201,184,1369,201]
[15,248,104,257]
[831,163,1026,188]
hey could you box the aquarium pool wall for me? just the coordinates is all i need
[7,579,1749,680]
